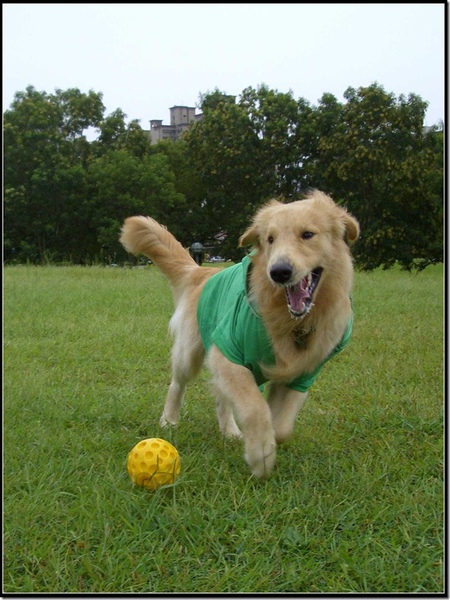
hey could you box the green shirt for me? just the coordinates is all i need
[197,255,352,392]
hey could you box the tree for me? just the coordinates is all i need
[52,87,105,138]
[4,86,104,262]
[304,83,443,270]
[185,86,314,258]
[4,86,154,263]
[185,90,263,258]
[239,84,313,198]
[87,150,184,262]
[4,83,443,269]
[152,138,204,245]
[412,123,444,269]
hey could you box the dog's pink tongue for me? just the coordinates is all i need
[287,279,310,312]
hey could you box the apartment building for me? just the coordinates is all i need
[147,105,203,144]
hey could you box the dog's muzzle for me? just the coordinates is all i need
[270,263,323,318]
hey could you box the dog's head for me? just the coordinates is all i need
[239,190,360,319]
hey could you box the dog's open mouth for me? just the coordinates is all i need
[285,268,323,318]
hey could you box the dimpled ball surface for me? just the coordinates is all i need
[127,438,180,490]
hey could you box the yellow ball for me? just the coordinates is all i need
[127,438,180,490]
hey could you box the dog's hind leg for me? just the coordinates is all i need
[267,384,308,444]
[214,390,243,438]
[160,304,204,427]
[159,336,204,427]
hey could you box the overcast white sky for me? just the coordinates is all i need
[3,3,445,131]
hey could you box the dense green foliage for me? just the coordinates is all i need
[4,83,443,269]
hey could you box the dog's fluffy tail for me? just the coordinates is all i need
[120,216,198,289]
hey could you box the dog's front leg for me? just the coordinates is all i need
[267,383,308,444]
[207,345,276,479]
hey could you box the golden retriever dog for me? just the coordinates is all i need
[120,190,359,479]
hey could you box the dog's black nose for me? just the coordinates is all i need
[270,263,293,284]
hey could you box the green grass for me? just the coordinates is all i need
[3,263,444,593]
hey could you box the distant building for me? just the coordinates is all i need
[147,105,203,144]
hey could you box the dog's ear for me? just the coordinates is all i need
[342,212,360,244]
[334,206,360,244]
[309,190,360,244]
[239,199,282,248]
[239,226,259,248]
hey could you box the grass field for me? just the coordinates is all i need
[3,263,444,593]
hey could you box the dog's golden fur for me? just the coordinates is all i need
[120,190,359,478]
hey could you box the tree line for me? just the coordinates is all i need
[3,83,443,270]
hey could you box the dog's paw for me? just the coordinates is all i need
[159,413,178,428]
[245,438,277,479]
[219,415,243,439]
[273,422,295,444]
[222,424,243,439]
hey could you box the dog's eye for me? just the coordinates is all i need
[268,235,274,244]
[302,231,315,240]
